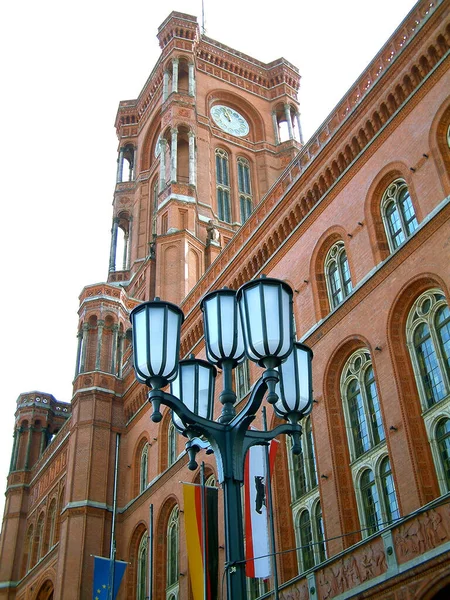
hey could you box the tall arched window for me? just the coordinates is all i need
[324,241,352,310]
[359,457,399,536]
[46,499,57,551]
[341,350,385,460]
[436,418,450,491]
[137,533,148,600]
[167,506,179,597]
[237,157,252,223]
[381,179,418,251]
[314,502,326,563]
[290,416,317,501]
[168,422,177,467]
[140,443,149,493]
[298,510,314,572]
[215,149,231,223]
[407,289,450,409]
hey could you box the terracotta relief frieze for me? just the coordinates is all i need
[394,504,450,565]
[29,449,67,508]
[317,538,387,600]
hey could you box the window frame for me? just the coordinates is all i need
[237,157,253,224]
[215,148,232,223]
[381,178,418,252]
[341,349,385,461]
[324,241,353,310]
[166,506,179,598]
[137,533,148,600]
[140,443,149,493]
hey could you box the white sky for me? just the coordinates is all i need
[0,0,417,524]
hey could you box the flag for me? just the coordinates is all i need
[92,556,127,600]
[183,483,218,600]
[244,441,278,578]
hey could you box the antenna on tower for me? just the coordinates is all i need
[201,0,206,35]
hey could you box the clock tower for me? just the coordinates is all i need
[108,10,302,306]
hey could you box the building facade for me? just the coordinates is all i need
[1,1,450,599]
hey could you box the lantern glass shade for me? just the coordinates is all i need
[201,289,245,367]
[275,342,313,419]
[130,300,184,387]
[171,358,216,432]
[237,277,294,366]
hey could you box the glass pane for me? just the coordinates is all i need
[340,251,352,296]
[364,367,385,445]
[305,419,317,488]
[436,305,450,379]
[315,503,326,563]
[348,379,370,456]
[380,457,399,522]
[299,511,314,571]
[361,469,382,535]
[292,439,307,499]
[386,202,405,249]
[238,162,244,192]
[217,188,224,221]
[224,190,231,223]
[414,323,446,406]
[244,165,251,194]
[437,418,450,491]
[223,157,229,187]
[399,189,418,235]
[216,154,222,184]
[328,262,343,308]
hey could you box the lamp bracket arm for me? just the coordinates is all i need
[229,374,269,429]
[149,390,223,434]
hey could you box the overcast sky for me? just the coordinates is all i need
[0,0,418,524]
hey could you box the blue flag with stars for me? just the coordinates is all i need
[92,556,127,600]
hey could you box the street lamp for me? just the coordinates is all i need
[130,276,313,599]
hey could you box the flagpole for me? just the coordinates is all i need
[200,462,207,600]
[148,503,154,600]
[108,432,120,600]
[262,407,279,600]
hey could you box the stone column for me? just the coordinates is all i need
[126,216,133,269]
[163,70,169,102]
[110,324,119,375]
[295,112,304,144]
[171,127,178,183]
[95,320,105,371]
[172,58,179,94]
[40,427,47,455]
[9,429,19,472]
[74,330,83,378]
[79,323,90,373]
[159,139,167,192]
[116,148,124,183]
[122,232,129,270]
[272,111,280,145]
[117,333,125,378]
[132,146,137,180]
[188,131,196,186]
[188,62,195,96]
[109,217,119,272]
[24,426,34,469]
[284,104,294,139]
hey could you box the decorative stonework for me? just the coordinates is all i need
[29,449,68,508]
[394,505,450,564]
[317,538,387,599]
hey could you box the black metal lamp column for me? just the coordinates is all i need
[130,277,314,600]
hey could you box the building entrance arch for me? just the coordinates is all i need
[35,580,54,600]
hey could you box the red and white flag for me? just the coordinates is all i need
[244,440,278,578]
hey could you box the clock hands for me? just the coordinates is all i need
[223,107,232,121]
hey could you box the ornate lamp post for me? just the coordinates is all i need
[130,276,313,599]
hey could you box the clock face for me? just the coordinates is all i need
[211,105,249,137]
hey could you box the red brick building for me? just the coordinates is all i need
[1,1,450,598]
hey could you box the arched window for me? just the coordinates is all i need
[407,289,450,409]
[235,359,250,400]
[297,510,314,572]
[46,499,57,551]
[137,533,148,600]
[215,149,231,223]
[341,350,385,460]
[168,422,177,467]
[359,457,399,536]
[314,502,326,563]
[436,418,450,491]
[167,506,179,596]
[237,157,252,223]
[325,241,352,310]
[140,443,149,493]
[381,179,418,251]
[289,416,317,501]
